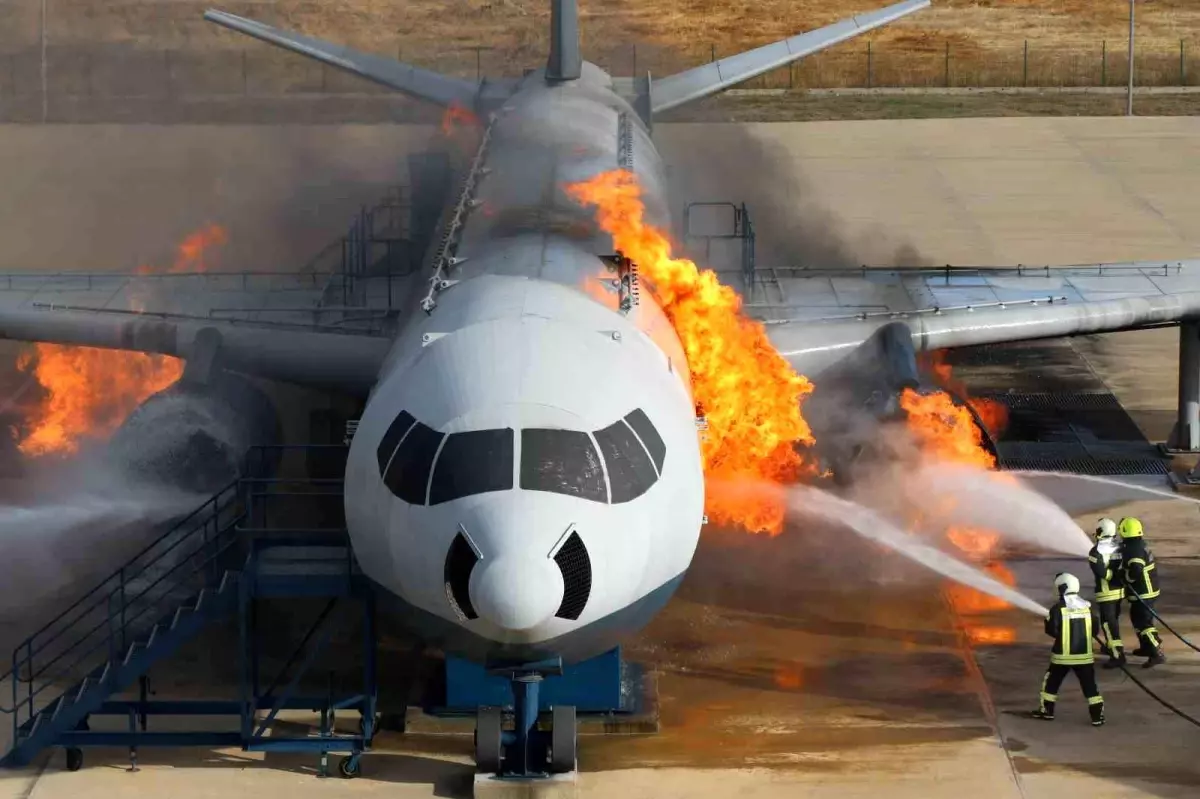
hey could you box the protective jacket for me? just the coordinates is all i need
[1087,539,1123,603]
[1122,537,1160,601]
[1045,594,1095,666]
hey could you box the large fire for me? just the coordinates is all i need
[565,169,814,535]
[15,225,227,457]
[899,388,996,470]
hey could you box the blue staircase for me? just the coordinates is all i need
[0,445,377,774]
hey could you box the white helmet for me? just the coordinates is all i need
[1054,572,1081,596]
[1095,518,1117,540]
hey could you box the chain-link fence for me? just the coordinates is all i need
[0,39,1195,121]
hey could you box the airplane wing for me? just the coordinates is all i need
[754,260,1200,375]
[0,270,398,394]
[651,0,931,115]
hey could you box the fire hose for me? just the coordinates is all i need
[1093,626,1200,727]
[1122,581,1200,655]
[1085,580,1200,727]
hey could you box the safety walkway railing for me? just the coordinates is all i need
[0,444,353,751]
[0,480,244,739]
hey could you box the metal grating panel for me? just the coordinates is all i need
[982,392,1122,410]
[998,458,1170,476]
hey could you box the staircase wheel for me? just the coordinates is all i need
[549,705,577,774]
[337,754,361,779]
[65,747,83,772]
[474,707,503,774]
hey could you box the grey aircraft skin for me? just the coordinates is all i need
[3,0,1200,670]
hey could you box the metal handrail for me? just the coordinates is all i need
[0,445,352,747]
[0,488,242,709]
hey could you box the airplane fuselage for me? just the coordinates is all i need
[344,63,706,664]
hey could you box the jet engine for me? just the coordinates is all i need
[803,322,997,481]
[106,371,281,495]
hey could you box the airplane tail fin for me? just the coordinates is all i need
[547,0,582,82]
[650,0,930,115]
[203,10,480,108]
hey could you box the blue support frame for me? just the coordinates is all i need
[444,648,626,713]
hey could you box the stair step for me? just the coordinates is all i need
[170,606,191,630]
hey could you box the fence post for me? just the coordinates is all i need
[1023,40,1028,87]
[163,48,171,99]
[711,43,716,63]
[1182,39,1186,86]
[788,61,793,90]
[867,40,873,88]
[241,49,248,94]
[1102,40,1107,86]
[945,41,950,88]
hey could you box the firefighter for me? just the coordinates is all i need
[1118,517,1166,668]
[1088,517,1126,668]
[1031,572,1105,726]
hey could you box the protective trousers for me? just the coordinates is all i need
[1129,597,1163,653]
[1039,663,1104,722]
[1096,599,1124,659]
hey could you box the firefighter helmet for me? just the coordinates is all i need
[1118,517,1144,539]
[1054,572,1081,596]
[1095,517,1117,540]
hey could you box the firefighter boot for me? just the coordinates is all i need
[1142,648,1166,669]
[1102,654,1127,670]
[1089,702,1105,727]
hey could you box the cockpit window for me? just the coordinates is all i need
[623,408,666,475]
[593,417,657,503]
[429,428,515,505]
[376,410,416,475]
[519,429,608,502]
[383,420,445,504]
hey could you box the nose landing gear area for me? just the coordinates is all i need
[473,704,578,780]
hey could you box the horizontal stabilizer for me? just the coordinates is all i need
[651,0,931,114]
[0,306,391,393]
[204,10,479,108]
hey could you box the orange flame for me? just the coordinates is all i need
[919,350,1008,437]
[773,663,804,690]
[947,527,1000,561]
[440,102,480,137]
[899,388,996,470]
[967,626,1017,645]
[16,225,227,457]
[565,169,814,534]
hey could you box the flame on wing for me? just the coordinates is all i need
[15,224,226,457]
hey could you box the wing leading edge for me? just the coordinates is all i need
[204,10,481,107]
[650,0,931,115]
[0,305,390,394]
[759,260,1200,375]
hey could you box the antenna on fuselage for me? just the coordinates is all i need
[546,0,582,82]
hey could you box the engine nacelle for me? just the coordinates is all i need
[107,372,281,494]
[803,322,921,480]
[804,322,999,481]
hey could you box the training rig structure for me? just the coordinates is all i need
[0,145,646,779]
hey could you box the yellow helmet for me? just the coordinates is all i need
[1117,517,1144,539]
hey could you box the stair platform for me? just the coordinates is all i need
[0,445,379,778]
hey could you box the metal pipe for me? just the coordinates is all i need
[1175,321,1200,450]
[1128,0,1136,116]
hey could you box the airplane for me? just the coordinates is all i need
[4,0,1200,778]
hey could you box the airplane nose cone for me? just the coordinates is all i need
[470,556,564,631]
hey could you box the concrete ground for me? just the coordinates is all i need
[0,117,1198,797]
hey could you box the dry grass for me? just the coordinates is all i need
[0,1,1198,90]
